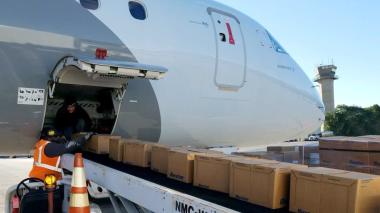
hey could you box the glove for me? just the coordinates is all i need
[65,133,96,153]
[65,140,81,152]
[84,132,95,141]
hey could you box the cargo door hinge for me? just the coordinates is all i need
[48,81,56,98]
[114,84,127,102]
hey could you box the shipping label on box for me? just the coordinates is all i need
[167,149,195,184]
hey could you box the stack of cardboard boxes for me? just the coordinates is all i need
[80,134,380,212]
[82,134,121,154]
[235,143,319,166]
[319,136,380,174]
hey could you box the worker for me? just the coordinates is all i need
[29,127,93,181]
[55,97,92,140]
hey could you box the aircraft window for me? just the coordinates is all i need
[129,1,147,20]
[80,0,99,10]
[266,31,288,54]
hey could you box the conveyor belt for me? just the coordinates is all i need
[81,152,290,213]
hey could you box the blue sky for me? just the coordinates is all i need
[216,0,380,107]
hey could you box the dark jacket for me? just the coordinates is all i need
[55,104,92,130]
[44,136,89,157]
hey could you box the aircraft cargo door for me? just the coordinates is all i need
[208,8,247,90]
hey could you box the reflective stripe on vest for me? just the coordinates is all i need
[34,141,62,173]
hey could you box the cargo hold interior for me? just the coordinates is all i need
[42,82,124,134]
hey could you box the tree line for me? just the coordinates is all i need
[324,104,380,136]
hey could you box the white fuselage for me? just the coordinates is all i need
[0,0,324,154]
[89,0,324,146]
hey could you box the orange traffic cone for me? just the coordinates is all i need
[69,153,90,213]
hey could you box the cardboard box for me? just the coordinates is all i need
[229,159,278,202]
[150,144,170,174]
[371,167,380,175]
[186,147,222,154]
[193,154,238,193]
[319,150,346,169]
[366,137,380,151]
[251,163,307,209]
[319,136,348,150]
[167,148,196,183]
[283,151,301,164]
[108,138,125,162]
[370,153,380,167]
[123,140,152,167]
[345,150,371,173]
[241,151,285,162]
[289,167,347,213]
[319,149,370,172]
[320,137,370,151]
[359,135,380,139]
[319,172,380,213]
[368,141,380,151]
[267,145,300,152]
[369,153,380,175]
[83,135,121,154]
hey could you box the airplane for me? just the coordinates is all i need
[0,0,324,155]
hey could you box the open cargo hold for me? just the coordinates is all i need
[42,55,167,138]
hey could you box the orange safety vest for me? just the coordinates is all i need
[29,139,62,181]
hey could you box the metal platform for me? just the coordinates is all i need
[61,153,289,213]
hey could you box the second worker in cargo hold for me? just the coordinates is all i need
[55,97,92,140]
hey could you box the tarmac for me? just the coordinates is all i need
[0,158,32,212]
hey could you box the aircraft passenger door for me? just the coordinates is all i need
[208,8,247,90]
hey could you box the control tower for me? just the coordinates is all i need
[314,65,338,114]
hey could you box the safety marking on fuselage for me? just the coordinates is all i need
[17,87,45,105]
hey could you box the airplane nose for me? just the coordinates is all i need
[301,77,326,132]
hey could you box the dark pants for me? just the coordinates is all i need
[62,119,86,140]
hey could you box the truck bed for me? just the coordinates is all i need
[61,153,290,213]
